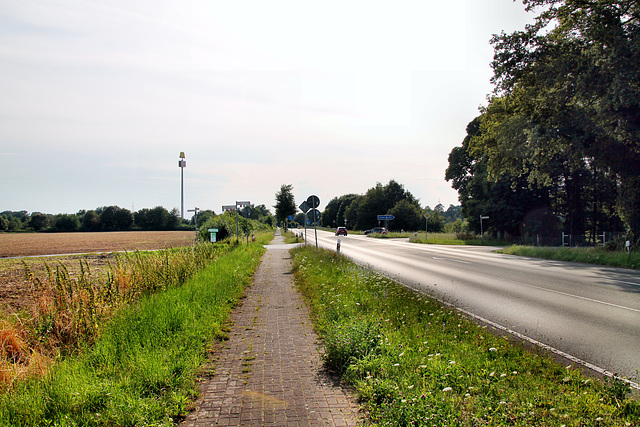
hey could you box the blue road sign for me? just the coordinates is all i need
[377,215,395,221]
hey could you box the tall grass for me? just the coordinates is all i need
[291,246,640,426]
[0,240,267,425]
[1,233,273,390]
[17,245,219,358]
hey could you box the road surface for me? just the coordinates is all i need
[298,228,640,388]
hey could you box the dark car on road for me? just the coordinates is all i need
[335,227,348,236]
[364,227,387,235]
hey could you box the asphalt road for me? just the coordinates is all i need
[300,228,640,388]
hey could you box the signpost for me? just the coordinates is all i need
[307,195,320,250]
[424,212,431,239]
[480,215,489,239]
[187,207,199,241]
[299,201,309,243]
[377,214,394,230]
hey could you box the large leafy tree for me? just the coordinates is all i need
[321,194,359,228]
[274,184,296,227]
[485,0,640,238]
[447,117,559,239]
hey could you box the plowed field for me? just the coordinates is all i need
[0,231,195,312]
[0,231,195,258]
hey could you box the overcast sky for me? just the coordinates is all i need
[0,0,535,218]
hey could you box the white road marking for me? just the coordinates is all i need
[432,256,470,264]
[517,282,640,314]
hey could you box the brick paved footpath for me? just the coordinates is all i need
[182,231,362,426]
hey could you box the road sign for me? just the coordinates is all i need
[288,215,294,221]
[424,213,431,219]
[237,201,251,207]
[377,215,395,221]
[307,209,321,221]
[299,201,309,213]
[307,195,320,209]
[222,205,236,212]
[480,215,489,219]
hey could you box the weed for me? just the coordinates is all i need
[291,245,640,426]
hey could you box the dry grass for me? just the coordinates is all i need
[0,231,198,389]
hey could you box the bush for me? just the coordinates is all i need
[455,231,476,240]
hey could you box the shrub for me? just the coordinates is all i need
[322,319,382,375]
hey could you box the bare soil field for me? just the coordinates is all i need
[0,231,195,313]
[0,230,195,258]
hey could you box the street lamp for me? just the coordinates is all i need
[178,152,186,219]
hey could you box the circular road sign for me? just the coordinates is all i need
[307,195,320,209]
[307,209,321,221]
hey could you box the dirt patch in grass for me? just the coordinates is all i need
[0,231,195,314]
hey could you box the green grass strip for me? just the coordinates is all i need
[499,245,640,270]
[291,246,640,426]
[0,243,265,426]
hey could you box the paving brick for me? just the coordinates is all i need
[182,230,362,426]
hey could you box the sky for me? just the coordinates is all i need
[0,0,535,219]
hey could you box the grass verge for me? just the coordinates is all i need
[409,232,509,246]
[0,240,267,425]
[291,246,640,426]
[498,245,640,270]
[283,230,305,244]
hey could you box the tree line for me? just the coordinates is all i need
[302,180,463,233]
[0,204,276,234]
[446,0,639,246]
[0,207,188,232]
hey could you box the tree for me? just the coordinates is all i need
[389,200,422,231]
[98,206,133,231]
[321,194,359,228]
[423,206,445,233]
[343,180,421,230]
[446,116,559,239]
[274,184,296,228]
[82,210,101,231]
[53,214,80,232]
[29,212,48,230]
[443,205,463,223]
[488,0,640,238]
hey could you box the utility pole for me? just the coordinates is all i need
[178,152,186,219]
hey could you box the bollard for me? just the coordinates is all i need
[337,239,341,254]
